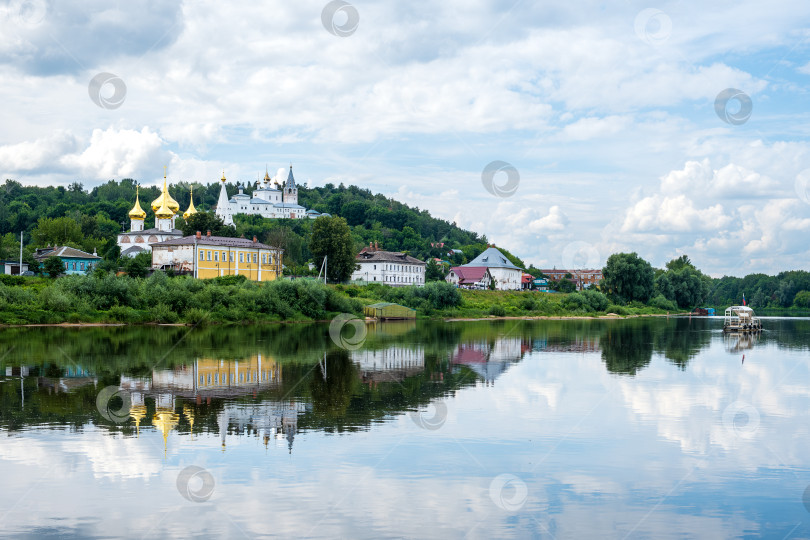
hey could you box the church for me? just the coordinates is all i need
[117,174,196,257]
[215,165,326,226]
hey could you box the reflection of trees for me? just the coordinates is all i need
[600,321,653,376]
[653,317,712,369]
[309,351,359,422]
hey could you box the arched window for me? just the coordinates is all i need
[148,235,158,243]
[135,236,144,243]
[120,236,130,244]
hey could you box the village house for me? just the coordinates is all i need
[540,268,603,291]
[151,231,283,282]
[33,246,101,275]
[458,246,523,291]
[351,242,426,286]
[446,266,493,289]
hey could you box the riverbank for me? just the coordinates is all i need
[0,273,682,326]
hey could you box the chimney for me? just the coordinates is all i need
[206,230,211,237]
[195,231,201,239]
[253,235,257,243]
[374,241,379,251]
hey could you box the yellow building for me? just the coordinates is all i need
[151,231,283,282]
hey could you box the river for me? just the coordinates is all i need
[0,317,809,538]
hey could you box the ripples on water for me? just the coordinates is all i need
[0,317,809,538]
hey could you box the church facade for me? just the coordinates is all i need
[215,165,326,226]
[117,175,197,257]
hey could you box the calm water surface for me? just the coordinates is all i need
[1,317,809,539]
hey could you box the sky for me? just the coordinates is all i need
[1,0,810,276]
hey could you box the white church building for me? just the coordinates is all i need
[215,165,326,226]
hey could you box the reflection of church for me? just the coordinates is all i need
[116,356,309,454]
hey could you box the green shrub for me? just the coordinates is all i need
[606,304,629,316]
[184,307,211,326]
[582,289,609,312]
[149,303,178,323]
[489,304,506,317]
[649,294,678,311]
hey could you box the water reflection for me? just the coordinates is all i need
[1,318,810,538]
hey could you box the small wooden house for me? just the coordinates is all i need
[363,302,416,320]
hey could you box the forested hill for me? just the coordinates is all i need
[0,178,526,269]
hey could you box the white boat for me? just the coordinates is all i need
[722,305,762,333]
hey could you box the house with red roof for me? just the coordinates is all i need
[446,266,493,289]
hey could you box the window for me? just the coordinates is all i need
[72,262,76,270]
[373,264,376,270]
[262,254,266,264]
[229,252,233,262]
[64,262,68,269]
[207,250,211,261]
[222,251,226,261]
[199,251,204,261]
[80,262,85,270]
[214,252,219,262]
[239,253,244,263]
[252,253,257,263]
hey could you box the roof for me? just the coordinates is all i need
[463,247,521,270]
[366,302,415,310]
[356,249,426,265]
[34,246,101,260]
[121,246,147,257]
[151,235,282,251]
[286,165,296,189]
[522,274,534,284]
[449,266,490,283]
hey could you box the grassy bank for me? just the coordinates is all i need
[0,273,676,326]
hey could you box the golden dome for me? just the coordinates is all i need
[150,174,180,214]
[221,170,226,183]
[128,186,147,220]
[263,167,271,183]
[183,186,198,220]
[155,196,174,220]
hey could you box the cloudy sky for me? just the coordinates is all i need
[1,0,809,275]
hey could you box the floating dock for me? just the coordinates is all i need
[722,305,762,333]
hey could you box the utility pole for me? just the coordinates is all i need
[19,231,23,274]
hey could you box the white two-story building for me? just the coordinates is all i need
[351,242,426,286]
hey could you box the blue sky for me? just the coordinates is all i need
[1,0,810,275]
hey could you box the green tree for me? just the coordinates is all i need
[425,258,446,282]
[181,212,237,237]
[602,252,655,303]
[655,265,709,309]
[793,290,810,308]
[43,256,64,278]
[124,251,152,278]
[309,216,357,283]
[31,216,83,247]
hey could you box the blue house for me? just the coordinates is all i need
[34,246,101,275]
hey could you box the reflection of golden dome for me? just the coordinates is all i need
[129,404,147,437]
[128,186,147,220]
[150,175,180,213]
[183,186,198,220]
[152,408,180,454]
